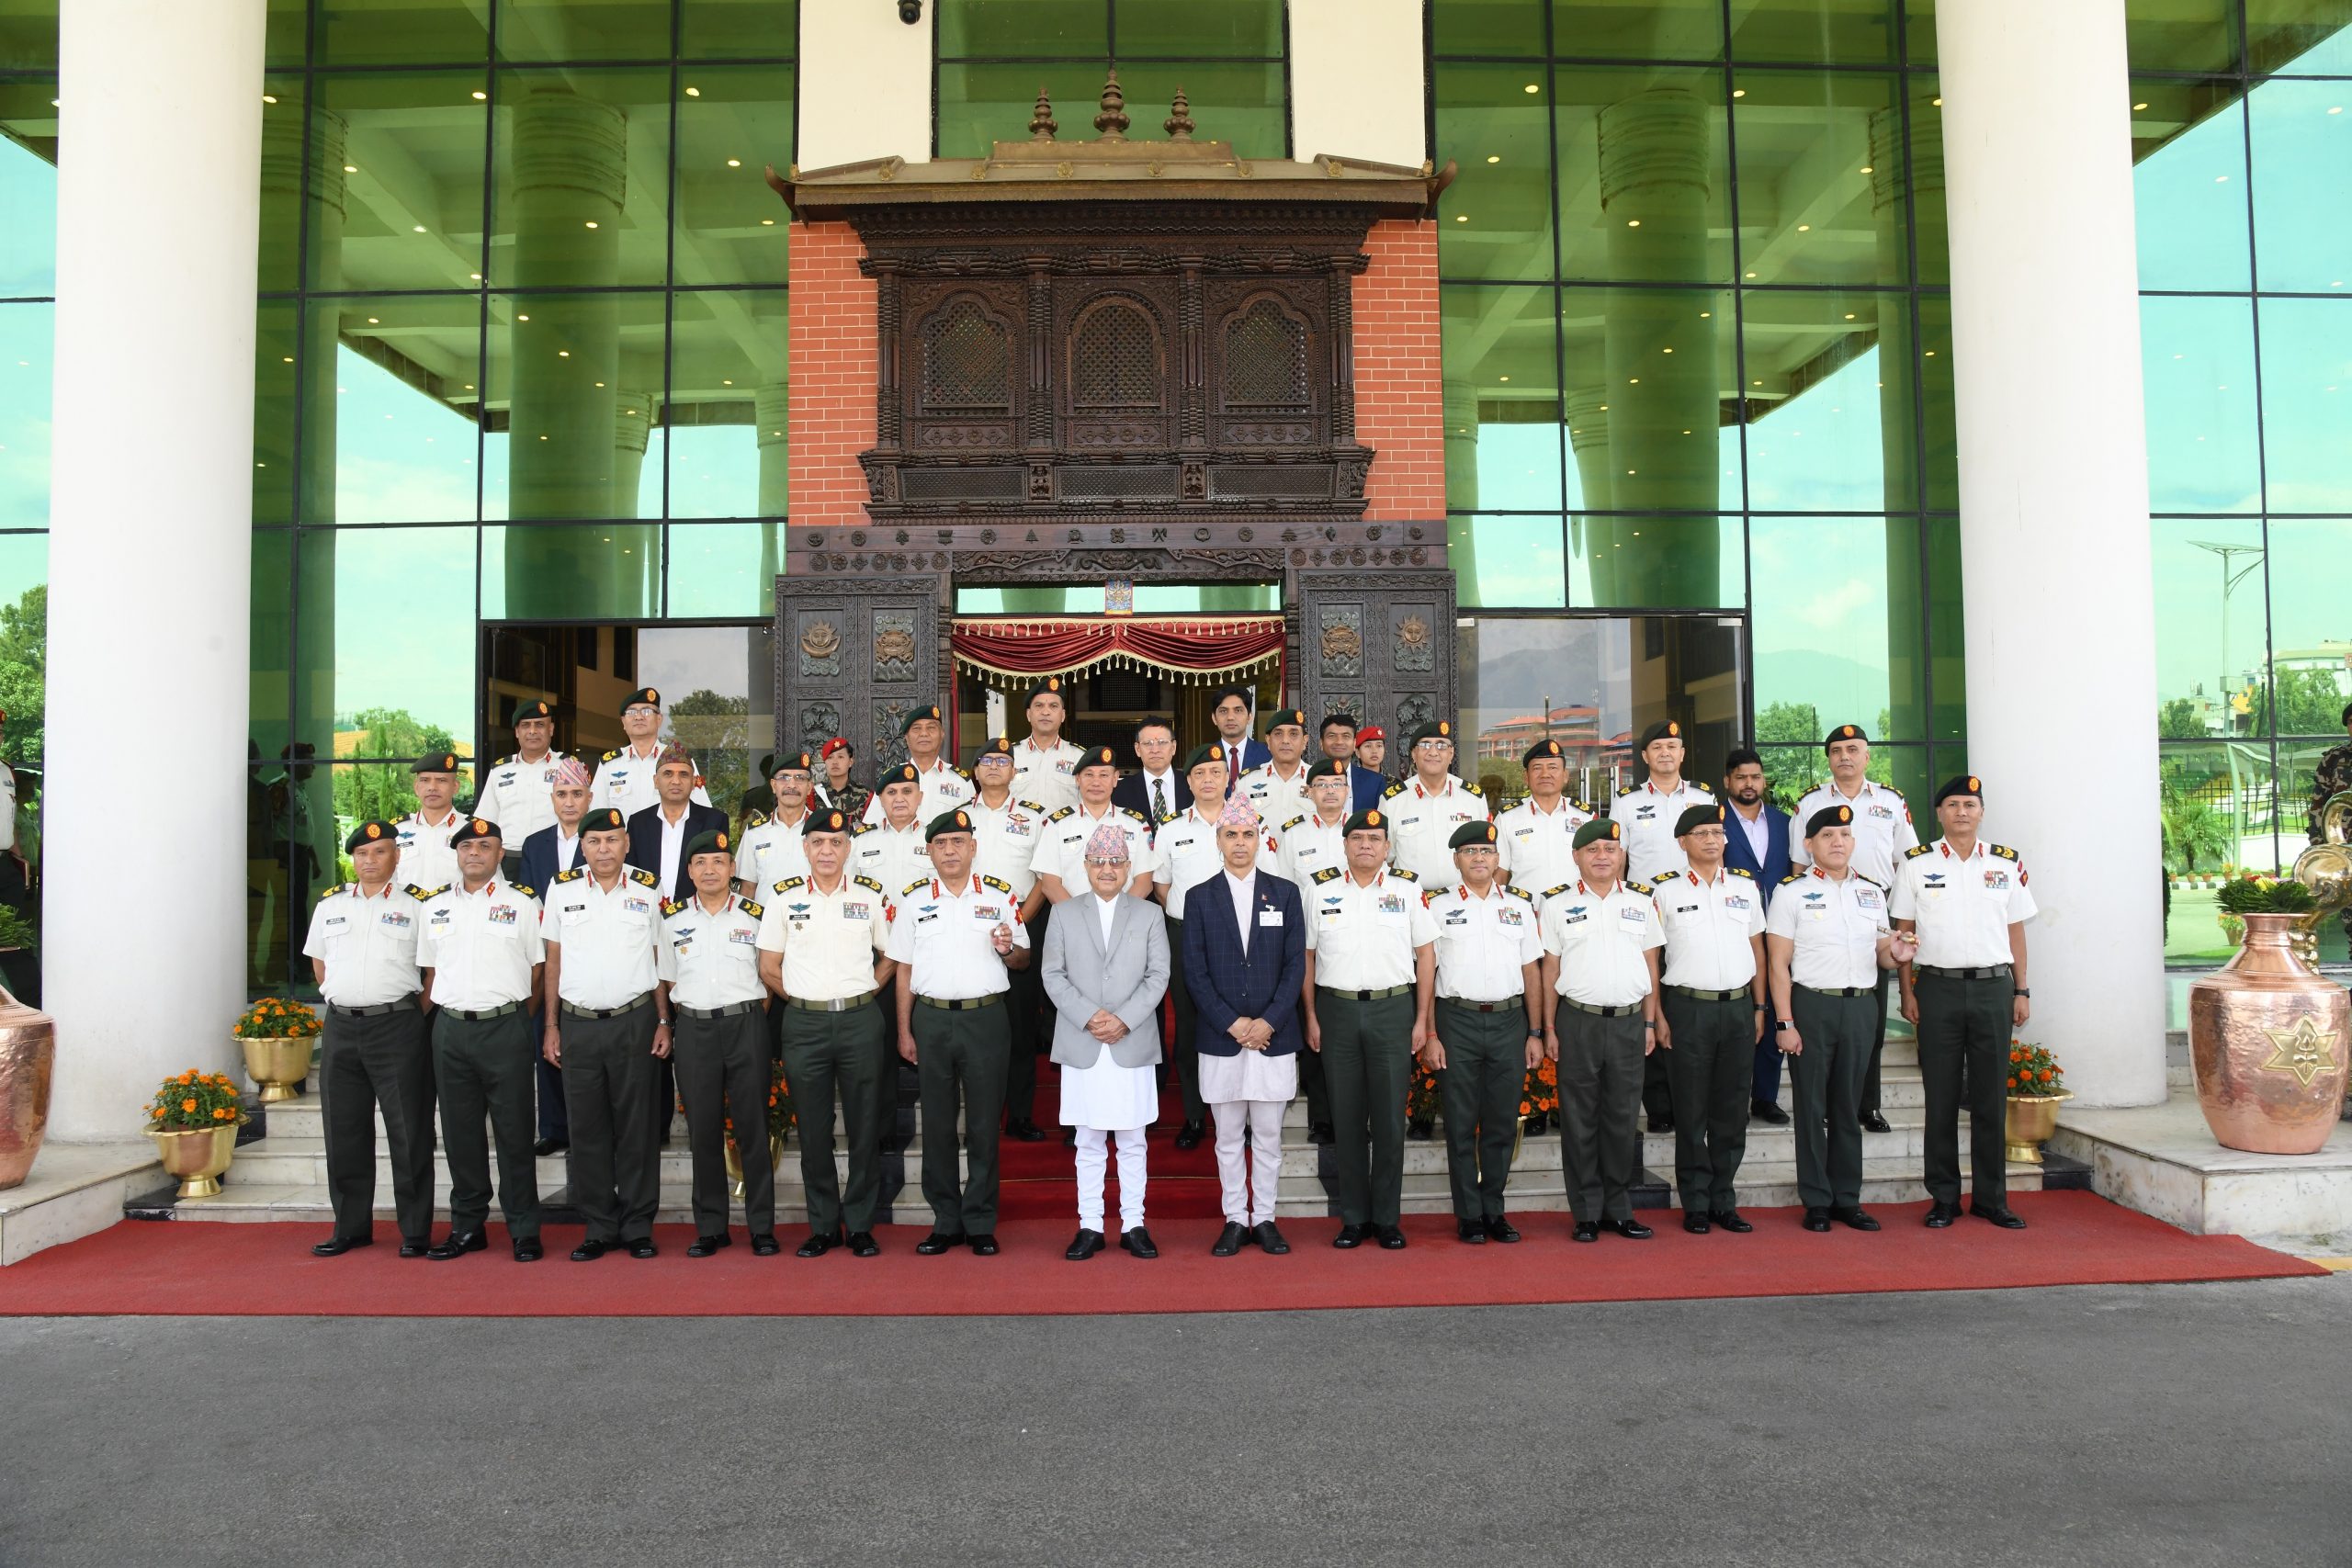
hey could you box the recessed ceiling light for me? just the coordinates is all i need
[584,220,599,228]
[685,86,701,97]
[366,316,379,323]
[1796,223,1811,231]
[559,350,569,357]
[262,94,277,105]
[1486,154,1499,164]
[516,313,529,321]
[1524,84,1539,94]
[2132,101,2149,111]
[471,90,487,101]
[726,158,741,167]
[1456,214,1468,221]
[412,224,425,232]
[762,218,775,225]
[1731,88,1746,99]
[1859,164,1872,174]
[344,164,357,173]
[1626,219,1640,227]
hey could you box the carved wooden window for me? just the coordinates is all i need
[1071,299,1162,411]
[1223,298,1309,411]
[921,299,1012,413]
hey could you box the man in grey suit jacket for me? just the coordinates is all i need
[1040,821,1171,1260]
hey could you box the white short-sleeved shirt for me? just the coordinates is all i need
[733,812,811,893]
[1790,779,1920,886]
[1304,866,1436,991]
[1012,738,1084,816]
[303,882,426,1006]
[1493,794,1595,895]
[1239,762,1314,832]
[964,793,1046,901]
[657,892,768,1010]
[542,867,662,1009]
[1382,776,1492,886]
[1273,809,1351,894]
[1612,778,1713,886]
[475,751,568,846]
[862,759,975,827]
[1650,866,1767,991]
[754,874,890,1001]
[1766,867,1892,991]
[884,874,1031,1000]
[417,877,545,1010]
[591,741,711,820]
[851,818,933,897]
[1153,806,1246,921]
[1426,882,1543,1004]
[1539,879,1663,1008]
[1888,839,2039,968]
[395,808,463,893]
[1032,803,1160,891]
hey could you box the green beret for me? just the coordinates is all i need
[1344,807,1391,836]
[620,686,662,713]
[878,762,922,789]
[1263,707,1307,735]
[1449,820,1500,851]
[1521,737,1567,768]
[579,807,627,836]
[1408,720,1455,749]
[511,698,552,727]
[899,704,944,737]
[1306,758,1348,783]
[802,807,854,837]
[1072,745,1119,775]
[1935,774,1984,807]
[1182,743,1226,773]
[1824,723,1869,752]
[974,735,1014,763]
[344,819,398,853]
[412,751,461,776]
[1806,804,1857,837]
[1573,818,1622,850]
[1639,719,1684,750]
[756,753,779,778]
[1674,803,1724,836]
[925,807,977,841]
[448,816,503,846]
[684,829,732,861]
[771,750,815,777]
[1027,676,1067,704]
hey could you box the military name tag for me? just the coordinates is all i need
[1442,910,1469,927]
[322,913,350,931]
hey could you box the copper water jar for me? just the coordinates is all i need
[2188,913,2349,1155]
[0,982,55,1189]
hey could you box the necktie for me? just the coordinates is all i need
[1227,745,1240,795]
[1152,777,1168,823]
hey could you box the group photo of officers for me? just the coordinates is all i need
[300,678,2041,1267]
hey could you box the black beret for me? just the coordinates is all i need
[578,807,627,835]
[1183,743,1226,772]
[1263,707,1307,735]
[684,829,731,860]
[1674,804,1724,836]
[899,704,944,737]
[974,735,1014,763]
[1449,820,1500,850]
[344,818,398,853]
[1805,804,1857,837]
[510,698,552,727]
[1344,808,1390,835]
[1408,720,1455,748]
[1935,774,1984,807]
[448,816,503,846]
[802,807,854,837]
[925,807,977,841]
[620,686,662,712]
[1306,758,1349,783]
[1573,818,1622,850]
[1638,719,1684,750]
[1072,745,1119,775]
[1824,723,1869,752]
[1027,676,1067,704]
[412,751,461,775]
[1521,737,1567,768]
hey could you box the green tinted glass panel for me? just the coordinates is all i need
[1749,514,1901,737]
[669,288,787,517]
[256,80,304,294]
[1559,286,1736,513]
[2125,0,2237,72]
[681,0,799,60]
[1442,285,1563,511]
[0,80,57,298]
[1916,293,1956,510]
[674,68,795,286]
[2132,85,2251,292]
[1732,70,1904,288]
[1448,513,1566,606]
[316,0,492,64]
[1551,66,1729,284]
[1727,0,1903,65]
[1569,514,1741,609]
[939,62,1114,159]
[667,522,786,614]
[1879,514,1927,740]
[2163,742,2282,902]
[484,524,661,619]
[2151,518,2267,730]
[499,0,673,62]
[490,69,671,289]
[1925,515,1964,739]
[1909,80,1947,287]
[2279,742,2349,860]
[1115,0,1282,55]
[2249,76,2352,293]
[266,0,306,67]
[1438,0,1544,56]
[304,297,485,525]
[1112,61,1285,158]
[254,301,300,526]
[2141,295,2260,514]
[1904,0,1936,65]
[940,1,1108,55]
[1741,288,1917,512]
[247,760,298,989]
[311,72,491,293]
[484,291,666,523]
[0,303,46,530]
[1436,63,1555,282]
[296,525,480,745]
[2246,0,2352,72]
[2256,298,2352,512]
[0,0,55,70]
[2265,519,2352,734]
[253,530,293,760]
[1552,0,1722,60]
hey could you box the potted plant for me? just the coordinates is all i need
[0,906,37,1008]
[721,1061,796,1200]
[2002,1042,2072,1164]
[1521,1054,1560,1142]
[144,1069,250,1197]
[234,998,322,1104]
[2190,874,2346,1155]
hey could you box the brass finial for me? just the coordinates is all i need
[1164,85,1194,141]
[1028,86,1057,141]
[1094,69,1129,140]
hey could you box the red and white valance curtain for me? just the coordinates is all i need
[951,617,1285,689]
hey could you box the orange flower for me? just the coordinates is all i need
[2038,1067,2053,1081]
[179,1070,195,1084]
[181,1098,198,1113]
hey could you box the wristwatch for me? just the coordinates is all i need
[2014,987,2031,998]
[1773,1020,1794,1032]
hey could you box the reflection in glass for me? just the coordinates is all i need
[300,525,480,750]
[1924,516,1964,740]
[1117,0,1284,56]
[681,0,800,61]
[938,62,1125,160]
[0,82,53,299]
[315,0,491,65]
[490,70,671,290]
[668,523,786,616]
[308,72,490,294]
[1915,294,1957,510]
[670,289,787,521]
[637,624,777,819]
[255,81,304,293]
[2264,521,2352,726]
[2125,0,2238,73]
[1438,0,1544,56]
[1442,285,1563,513]
[1449,514,1566,608]
[303,296,484,525]
[252,528,292,761]
[1111,62,1285,160]
[1568,515,1741,609]
[2245,0,2352,73]
[2141,295,2261,514]
[0,303,49,530]
[1436,63,1555,284]
[1727,0,1904,65]
[2256,298,2352,513]
[1748,514,1899,740]
[1732,71,1911,288]
[1551,0,1723,60]
[938,0,1108,57]
[1551,66,1730,285]
[483,525,656,621]
[2150,519,2267,735]
[0,6,56,71]
[498,0,672,62]
[2161,743,2280,971]
[674,68,796,286]
[2132,85,2251,292]
[254,302,299,526]
[1741,289,1915,512]
[2248,75,2352,293]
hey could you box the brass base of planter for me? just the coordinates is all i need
[240,1034,313,1105]
[2004,1092,2072,1165]
[724,1135,786,1200]
[148,1124,238,1199]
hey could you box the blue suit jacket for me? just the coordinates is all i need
[1179,869,1306,1058]
[1347,763,1387,813]
[625,802,732,901]
[515,823,582,901]
[1211,739,1272,795]
[1721,803,1794,907]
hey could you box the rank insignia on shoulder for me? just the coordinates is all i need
[739,898,763,919]
[1692,782,1715,794]
[1852,874,1884,891]
[1462,780,1483,796]
[1045,806,1076,823]
[902,877,933,897]
[552,867,585,883]
[1280,815,1306,831]
[401,883,430,900]
[511,884,537,900]
[854,875,884,893]
[1905,843,1934,860]
[773,876,806,893]
[1727,866,1755,879]
[1781,872,1804,885]
[744,810,769,829]
[600,749,621,762]
[1503,883,1536,901]
[1652,870,1682,884]
[1991,843,2018,862]
[1388,867,1419,882]
[1572,797,1595,814]
[1311,866,1343,884]
[1542,884,1574,899]
[628,868,660,887]
[1120,807,1148,824]
[1380,780,1407,799]
[852,822,876,836]
[1627,878,1654,895]
[322,883,350,899]
[1015,798,1046,815]
[979,874,1012,895]
[1617,784,1639,797]
[661,898,685,918]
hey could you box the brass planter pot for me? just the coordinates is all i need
[0,983,54,1190]
[2188,912,2351,1155]
[148,1125,239,1199]
[2004,1092,2072,1164]
[725,1134,786,1201]
[239,1033,313,1104]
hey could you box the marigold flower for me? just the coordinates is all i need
[182,1098,198,1112]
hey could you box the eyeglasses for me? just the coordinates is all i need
[1083,857,1130,867]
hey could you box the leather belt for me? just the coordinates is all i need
[675,999,762,1020]
[1439,996,1523,1013]
[1317,985,1411,1001]
[443,1001,521,1021]
[1917,964,2013,981]
[784,991,877,1013]
[1795,983,1872,998]
[330,998,415,1018]
[1667,985,1751,1002]
[559,992,652,1020]
[916,993,1002,1010]
[1559,998,1643,1018]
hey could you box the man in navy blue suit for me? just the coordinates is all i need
[1317,713,1388,813]
[1180,795,1306,1258]
[624,749,731,902]
[1206,685,1272,799]
[1718,748,1795,1126]
[516,756,595,1155]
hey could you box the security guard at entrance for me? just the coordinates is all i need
[1303,807,1436,1250]
[658,829,776,1258]
[1423,820,1543,1245]
[1651,804,1768,1234]
[756,806,893,1258]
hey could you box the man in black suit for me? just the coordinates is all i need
[1112,716,1191,829]
[518,756,596,1155]
[625,747,730,902]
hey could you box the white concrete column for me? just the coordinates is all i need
[46,0,266,1137]
[1288,0,1426,166]
[797,3,933,169]
[1938,0,2165,1107]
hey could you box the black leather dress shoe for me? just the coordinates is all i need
[1608,1217,1654,1240]
[1648,1113,1675,1134]
[426,1231,486,1261]
[751,1234,781,1257]
[1681,1212,1711,1235]
[797,1230,841,1258]
[571,1239,609,1261]
[1457,1218,1487,1244]
[847,1232,881,1257]
[1803,1207,1833,1233]
[533,1137,568,1156]
[627,1237,659,1259]
[915,1232,966,1256]
[1924,1201,1960,1228]
[1173,1121,1205,1150]
[1253,1221,1290,1255]
[1375,1224,1407,1250]
[1971,1201,2027,1230]
[1484,1215,1521,1244]
[1407,1118,1434,1141]
[311,1236,371,1257]
[1572,1220,1600,1243]
[1120,1226,1159,1259]
[1749,1099,1791,1126]
[1331,1223,1366,1249]
[1211,1222,1250,1256]
[513,1236,543,1262]
[1860,1111,1894,1134]
[1067,1227,1106,1261]
[1308,1121,1335,1145]
[399,1237,430,1259]
[687,1234,730,1258]
[1006,1117,1046,1143]
[968,1234,1000,1256]
[1832,1205,1882,1232]
[1710,1209,1752,1234]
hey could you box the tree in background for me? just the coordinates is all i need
[329,708,460,830]
[2158,696,2206,739]
[0,585,44,869]
[670,688,752,819]
[2252,666,2349,739]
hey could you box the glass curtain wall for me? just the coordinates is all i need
[250,0,797,986]
[0,11,55,900]
[1434,0,1960,812]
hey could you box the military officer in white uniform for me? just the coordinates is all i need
[1892,775,2039,1232]
[964,735,1053,1142]
[396,750,467,893]
[1153,744,1255,1148]
[657,828,777,1258]
[1539,818,1665,1243]
[1270,757,1353,1144]
[866,704,975,826]
[416,817,545,1262]
[591,686,711,820]
[1032,746,1159,903]
[1383,720,1491,885]
[1790,724,1922,1134]
[541,806,667,1261]
[734,750,815,895]
[853,762,935,895]
[1494,737,1594,894]
[1012,677,1084,816]
[1423,820,1544,1246]
[1239,707,1315,829]
[477,697,567,880]
[1614,719,1713,888]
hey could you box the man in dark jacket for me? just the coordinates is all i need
[1719,748,1795,1126]
[625,747,730,902]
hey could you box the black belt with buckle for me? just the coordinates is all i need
[675,999,762,1020]
[559,992,653,1020]
[1440,996,1523,1014]
[1668,985,1751,1002]
[1794,983,1871,998]
[1317,984,1411,1001]
[785,991,877,1013]
[1559,998,1643,1018]
[444,1001,521,1021]
[1917,964,2013,981]
[916,994,1002,1010]
[330,997,415,1018]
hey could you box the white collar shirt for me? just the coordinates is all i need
[1728,801,1772,868]
[1613,778,1710,886]
[1225,870,1258,954]
[753,874,888,1001]
[1305,867,1436,990]
[1012,738,1083,815]
[653,806,694,896]
[302,881,425,1007]
[592,741,710,820]
[543,868,662,1008]
[550,827,583,876]
[733,812,811,892]
[1766,867,1892,990]
[1240,761,1313,829]
[477,751,566,844]
[851,818,933,897]
[1540,879,1662,1007]
[418,876,544,1010]
[862,758,975,827]
[1650,866,1766,990]
[1274,810,1351,893]
[1494,794,1595,894]
[1035,802,1160,889]
[1152,807,1230,920]
[657,892,768,1010]
[1888,839,2039,967]
[1138,769,1181,827]
[1384,775,1492,885]
[1426,882,1543,1003]
[1790,779,1919,884]
[883,874,1032,999]
[395,808,463,893]
[1094,890,1122,944]
[964,793,1046,900]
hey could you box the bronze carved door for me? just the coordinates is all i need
[773,570,947,772]
[1293,568,1457,757]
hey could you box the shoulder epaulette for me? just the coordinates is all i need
[1462,780,1484,797]
[979,874,1012,895]
[739,897,763,919]
[1627,878,1654,895]
[1652,869,1681,885]
[1389,867,1419,883]
[1991,843,2018,862]
[902,876,933,897]
[1280,814,1307,831]
[1853,873,1885,891]
[417,883,450,900]
[772,876,805,894]
[1502,883,1536,902]
[552,867,585,883]
[1542,883,1574,899]
[1381,779,1408,799]
[1572,796,1595,815]
[318,882,349,900]
[1015,798,1046,814]
[852,821,876,837]
[1045,806,1076,823]
[1781,872,1803,886]
[1883,782,1908,797]
[743,809,769,829]
[1617,784,1638,797]
[1120,807,1148,824]
[628,867,660,887]
[511,883,537,900]
[1905,843,1934,860]
[1727,866,1755,880]
[1311,865,1343,884]
[1692,781,1715,795]
[661,897,685,918]
[956,765,974,781]
[853,875,884,893]
[600,748,621,763]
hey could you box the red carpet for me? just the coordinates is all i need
[996,1065,1226,1221]
[0,1192,2317,1318]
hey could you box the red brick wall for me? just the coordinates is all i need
[1353,218,1445,523]
[786,220,877,532]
